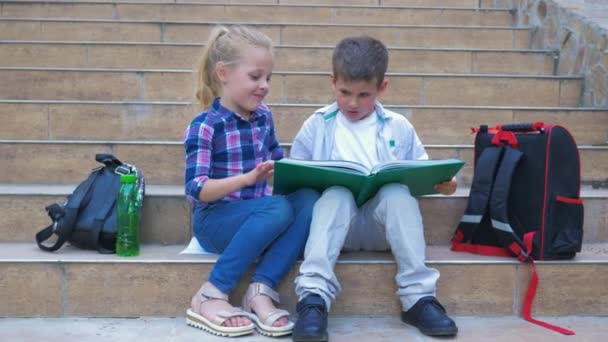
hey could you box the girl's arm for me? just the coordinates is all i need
[199,161,274,202]
[266,113,284,160]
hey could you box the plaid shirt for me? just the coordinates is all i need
[184,98,284,208]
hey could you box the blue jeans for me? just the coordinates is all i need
[192,188,320,293]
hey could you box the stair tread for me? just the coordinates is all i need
[3,241,607,264]
[4,99,607,110]
[2,139,606,149]
[0,40,550,52]
[2,183,607,197]
[0,66,579,78]
[0,316,605,341]
[0,17,525,27]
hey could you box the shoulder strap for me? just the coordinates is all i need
[452,146,503,246]
[35,170,100,251]
[488,146,526,256]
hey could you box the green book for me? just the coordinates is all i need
[273,158,465,207]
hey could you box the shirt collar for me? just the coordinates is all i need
[322,101,390,122]
[211,97,266,121]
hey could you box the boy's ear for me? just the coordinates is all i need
[378,78,388,94]
[330,74,336,90]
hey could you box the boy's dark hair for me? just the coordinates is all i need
[332,36,388,88]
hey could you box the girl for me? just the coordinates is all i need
[183,25,319,338]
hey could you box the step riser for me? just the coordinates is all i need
[0,70,581,107]
[0,0,497,8]
[2,262,606,317]
[2,194,606,244]
[1,144,606,185]
[0,21,531,48]
[0,44,555,75]
[2,103,606,145]
[1,3,514,26]
[1,194,191,245]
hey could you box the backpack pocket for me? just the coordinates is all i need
[549,196,583,256]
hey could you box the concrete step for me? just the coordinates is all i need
[0,2,515,26]
[0,69,582,107]
[0,0,516,10]
[2,184,606,246]
[1,316,605,341]
[2,101,606,145]
[0,19,532,48]
[1,242,607,317]
[1,141,606,185]
[0,42,557,75]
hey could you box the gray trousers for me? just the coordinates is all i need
[294,184,440,311]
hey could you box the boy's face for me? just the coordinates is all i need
[331,75,388,122]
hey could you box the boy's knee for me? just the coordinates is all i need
[378,184,418,208]
[321,186,354,202]
[378,183,413,200]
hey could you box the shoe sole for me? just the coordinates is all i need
[242,310,294,337]
[402,320,458,337]
[186,309,255,337]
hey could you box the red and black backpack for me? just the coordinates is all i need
[452,122,583,335]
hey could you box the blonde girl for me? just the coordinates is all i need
[183,25,319,338]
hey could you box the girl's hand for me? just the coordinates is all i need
[434,177,457,195]
[244,160,275,186]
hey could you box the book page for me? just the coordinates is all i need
[282,158,371,175]
[370,159,457,174]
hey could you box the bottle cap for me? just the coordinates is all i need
[120,174,137,183]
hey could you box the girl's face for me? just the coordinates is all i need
[217,46,273,118]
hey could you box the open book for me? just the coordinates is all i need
[273,158,465,207]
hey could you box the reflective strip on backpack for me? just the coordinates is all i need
[460,214,483,224]
[491,219,515,234]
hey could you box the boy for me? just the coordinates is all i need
[290,36,459,341]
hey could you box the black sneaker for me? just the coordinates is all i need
[401,296,458,336]
[292,294,328,342]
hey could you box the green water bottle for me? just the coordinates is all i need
[116,174,141,256]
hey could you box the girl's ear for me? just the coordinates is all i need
[215,62,228,83]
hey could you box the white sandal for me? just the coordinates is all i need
[242,282,294,337]
[186,284,255,337]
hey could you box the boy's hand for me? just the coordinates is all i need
[434,177,457,195]
[244,160,275,186]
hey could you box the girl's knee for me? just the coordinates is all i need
[261,196,294,228]
[297,188,322,202]
[290,188,321,209]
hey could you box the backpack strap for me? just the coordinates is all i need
[519,232,575,335]
[451,146,512,257]
[96,153,134,174]
[35,170,100,251]
[488,146,526,258]
[88,166,123,253]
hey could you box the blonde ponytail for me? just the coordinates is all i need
[194,25,274,110]
[196,26,229,109]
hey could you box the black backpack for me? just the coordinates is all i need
[35,154,145,254]
[451,122,581,335]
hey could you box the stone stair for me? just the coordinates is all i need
[1,0,607,339]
